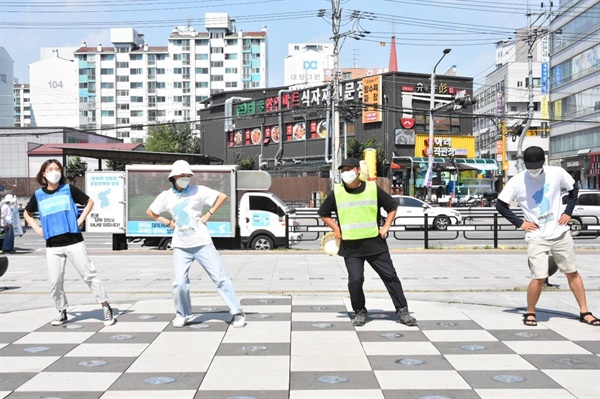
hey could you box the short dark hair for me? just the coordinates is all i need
[36,159,67,186]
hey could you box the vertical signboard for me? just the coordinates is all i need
[362,75,382,123]
[85,171,126,233]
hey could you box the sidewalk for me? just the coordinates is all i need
[1,250,599,398]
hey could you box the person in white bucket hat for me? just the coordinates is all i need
[146,160,246,328]
[1,194,17,254]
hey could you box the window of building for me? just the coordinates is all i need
[100,68,114,75]
[225,53,238,60]
[211,61,224,68]
[130,82,143,89]
[251,67,261,74]
[116,90,129,96]
[174,96,183,102]
[131,125,144,130]
[117,131,130,138]
[225,39,238,46]
[156,54,167,60]
[117,76,129,82]
[116,62,129,68]
[225,68,238,74]
[174,110,183,116]
[225,82,238,88]
[101,110,115,117]
[174,68,182,74]
[130,110,144,117]
[157,96,166,103]
[157,68,166,74]
[116,47,129,53]
[210,32,224,39]
[195,82,208,88]
[211,75,223,81]
[156,82,166,88]
[101,54,114,60]
[101,96,114,102]
[211,47,224,54]
[195,95,209,102]
[157,110,166,116]
[118,104,129,110]
[130,96,144,103]
[79,83,88,89]
[195,39,209,46]
[195,67,209,74]
[196,53,209,60]
[130,68,143,75]
[101,82,114,89]
[517,81,523,87]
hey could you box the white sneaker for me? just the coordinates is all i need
[232,312,246,328]
[172,314,192,328]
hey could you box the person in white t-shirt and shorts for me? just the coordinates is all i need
[146,160,245,328]
[496,146,599,327]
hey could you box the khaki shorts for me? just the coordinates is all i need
[526,232,578,279]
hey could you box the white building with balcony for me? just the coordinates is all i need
[473,29,549,179]
[0,46,14,127]
[284,43,333,88]
[13,83,31,127]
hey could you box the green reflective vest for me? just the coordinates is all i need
[334,181,379,240]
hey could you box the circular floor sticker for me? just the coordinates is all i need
[493,375,525,383]
[312,323,334,329]
[437,322,457,327]
[190,324,210,329]
[553,357,584,365]
[370,314,388,319]
[78,360,108,368]
[111,334,135,341]
[64,324,84,329]
[251,314,272,319]
[137,315,156,320]
[395,358,424,366]
[201,307,218,311]
[144,376,176,385]
[23,346,50,353]
[318,375,349,384]
[514,332,538,338]
[258,299,274,303]
[242,345,268,352]
[460,344,487,351]
[380,333,403,339]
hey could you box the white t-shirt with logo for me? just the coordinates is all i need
[149,185,219,248]
[498,165,575,240]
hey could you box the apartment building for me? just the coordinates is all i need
[71,13,268,143]
[473,29,549,179]
[549,0,599,188]
[0,47,14,127]
[284,43,333,87]
[13,83,31,127]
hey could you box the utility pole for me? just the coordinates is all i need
[331,0,341,185]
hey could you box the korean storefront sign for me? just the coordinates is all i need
[362,75,382,124]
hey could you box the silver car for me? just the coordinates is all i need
[388,195,463,230]
[562,189,600,237]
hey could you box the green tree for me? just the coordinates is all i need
[145,122,201,154]
[234,150,255,170]
[106,159,127,171]
[66,156,87,183]
[345,136,386,175]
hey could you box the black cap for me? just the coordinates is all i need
[338,157,360,170]
[523,146,545,169]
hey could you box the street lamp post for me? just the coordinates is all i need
[425,48,451,202]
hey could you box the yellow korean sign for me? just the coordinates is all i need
[362,75,382,124]
[415,134,475,158]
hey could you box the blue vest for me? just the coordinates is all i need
[34,184,80,240]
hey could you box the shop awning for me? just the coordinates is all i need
[392,156,498,171]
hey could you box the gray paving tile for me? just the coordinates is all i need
[432,341,516,355]
[292,305,348,313]
[43,356,137,372]
[195,390,289,399]
[83,331,161,344]
[114,312,174,322]
[0,372,38,391]
[241,298,292,306]
[0,331,27,344]
[246,312,292,322]
[383,389,481,398]
[0,343,78,357]
[163,320,229,332]
[368,355,454,370]
[574,340,600,354]
[108,372,204,390]
[458,370,563,389]
[488,329,568,341]
[6,391,103,399]
[215,342,291,356]
[292,321,354,331]
[192,305,230,313]
[289,371,380,390]
[521,354,600,369]
[357,330,429,342]
[35,322,104,333]
[417,320,484,330]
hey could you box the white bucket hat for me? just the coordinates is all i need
[2,194,16,204]
[168,160,195,178]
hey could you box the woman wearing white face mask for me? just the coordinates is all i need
[23,159,116,327]
[146,160,245,328]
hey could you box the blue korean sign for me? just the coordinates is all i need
[541,63,549,94]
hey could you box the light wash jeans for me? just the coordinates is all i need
[46,241,109,311]
[172,243,242,317]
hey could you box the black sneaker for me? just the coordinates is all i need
[352,309,368,326]
[51,309,68,326]
[103,305,116,326]
[397,307,417,326]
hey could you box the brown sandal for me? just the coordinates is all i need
[579,312,600,326]
[522,313,537,327]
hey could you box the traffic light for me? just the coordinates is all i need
[453,95,477,110]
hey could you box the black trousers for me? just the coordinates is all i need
[344,251,408,312]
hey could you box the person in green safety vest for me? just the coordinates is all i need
[318,157,417,327]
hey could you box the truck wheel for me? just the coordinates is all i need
[567,218,582,237]
[251,235,274,250]
[159,237,173,250]
[433,216,450,230]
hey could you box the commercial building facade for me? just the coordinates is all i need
[0,47,14,127]
[549,0,600,188]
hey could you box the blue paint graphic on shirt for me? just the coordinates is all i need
[172,199,190,226]
[39,194,71,216]
[98,189,110,208]
[532,184,551,215]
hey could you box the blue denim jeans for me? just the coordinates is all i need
[2,225,14,252]
[172,243,242,317]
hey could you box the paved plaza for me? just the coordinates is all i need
[0,250,599,398]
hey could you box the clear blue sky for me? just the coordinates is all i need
[1,0,547,88]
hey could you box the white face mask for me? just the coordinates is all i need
[176,177,191,188]
[526,168,543,177]
[45,170,62,184]
[341,170,358,184]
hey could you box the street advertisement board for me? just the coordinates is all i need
[85,171,126,233]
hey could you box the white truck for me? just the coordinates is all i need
[85,164,302,250]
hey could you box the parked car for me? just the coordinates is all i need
[383,195,463,230]
[562,189,600,237]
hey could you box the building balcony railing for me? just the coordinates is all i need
[148,60,156,66]
[183,88,191,93]
[182,46,190,51]
[182,74,191,80]
[148,88,156,93]
[183,60,190,65]
[148,102,157,107]
[148,74,156,80]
